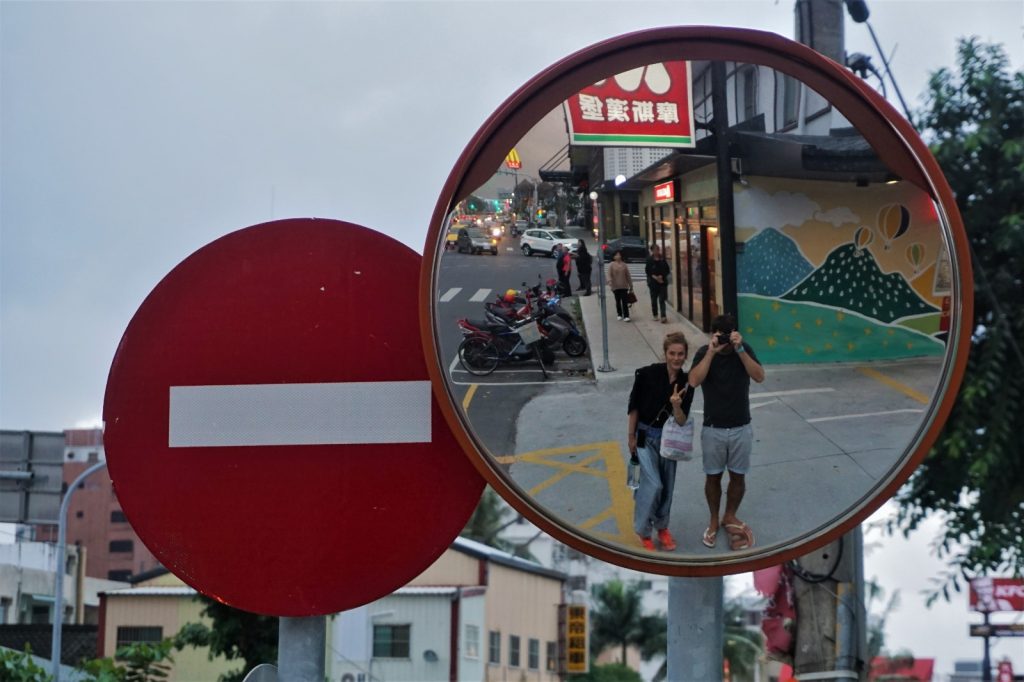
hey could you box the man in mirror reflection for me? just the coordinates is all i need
[645,244,670,323]
[627,332,694,551]
[689,313,765,551]
[574,239,592,296]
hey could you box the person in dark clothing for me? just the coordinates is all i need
[627,332,694,552]
[688,313,765,552]
[575,240,592,295]
[645,244,670,323]
[553,244,572,297]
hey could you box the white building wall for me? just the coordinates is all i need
[458,593,486,682]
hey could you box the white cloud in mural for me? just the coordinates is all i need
[735,186,823,231]
[813,206,860,227]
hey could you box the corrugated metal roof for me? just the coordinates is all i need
[393,587,459,596]
[102,586,196,597]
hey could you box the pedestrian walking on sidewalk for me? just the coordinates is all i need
[575,240,592,295]
[607,250,633,321]
[554,243,573,297]
[627,332,694,551]
[646,244,670,323]
[688,313,765,552]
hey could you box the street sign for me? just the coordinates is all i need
[970,623,1024,637]
[104,219,484,616]
[970,577,1024,612]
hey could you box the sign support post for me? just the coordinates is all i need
[667,577,724,682]
[278,617,326,682]
[590,191,614,372]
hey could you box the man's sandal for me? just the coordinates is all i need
[701,526,718,548]
[724,522,755,551]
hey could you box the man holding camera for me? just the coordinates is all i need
[689,313,765,551]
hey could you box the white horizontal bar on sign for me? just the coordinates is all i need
[168,381,431,447]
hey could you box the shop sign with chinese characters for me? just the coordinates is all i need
[564,61,695,147]
[559,603,589,674]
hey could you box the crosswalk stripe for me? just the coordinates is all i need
[468,288,492,302]
[439,287,462,302]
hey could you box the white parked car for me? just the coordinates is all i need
[520,228,578,257]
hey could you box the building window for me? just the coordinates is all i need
[464,624,480,659]
[108,569,132,581]
[87,451,99,463]
[528,638,540,670]
[372,624,410,658]
[509,635,520,668]
[488,630,501,665]
[109,540,133,553]
[75,510,84,518]
[777,72,800,130]
[735,65,758,122]
[116,626,163,647]
[546,641,558,672]
[110,510,127,523]
[31,605,50,624]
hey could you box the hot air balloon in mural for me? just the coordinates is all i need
[906,242,926,274]
[878,203,911,250]
[853,225,874,255]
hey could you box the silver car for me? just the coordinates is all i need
[520,228,578,258]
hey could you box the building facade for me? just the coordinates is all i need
[32,428,161,582]
[330,537,568,682]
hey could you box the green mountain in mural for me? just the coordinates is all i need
[782,243,938,324]
[737,227,814,296]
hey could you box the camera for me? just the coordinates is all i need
[716,332,732,347]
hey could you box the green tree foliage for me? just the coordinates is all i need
[722,599,764,682]
[892,37,1024,600]
[460,486,538,560]
[588,579,664,669]
[0,646,52,682]
[175,596,278,682]
[572,662,644,682]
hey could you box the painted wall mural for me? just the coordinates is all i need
[734,177,947,364]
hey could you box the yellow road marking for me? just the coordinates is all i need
[528,453,604,496]
[461,384,478,411]
[511,440,636,543]
[857,366,930,404]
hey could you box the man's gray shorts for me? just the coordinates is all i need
[701,423,753,475]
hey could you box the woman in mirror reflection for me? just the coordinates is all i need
[607,250,633,321]
[627,332,694,551]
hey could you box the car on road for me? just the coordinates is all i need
[520,228,578,257]
[602,235,649,262]
[511,219,530,236]
[456,227,499,255]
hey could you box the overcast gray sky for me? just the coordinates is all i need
[3,0,1022,674]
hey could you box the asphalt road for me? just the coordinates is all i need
[433,228,595,459]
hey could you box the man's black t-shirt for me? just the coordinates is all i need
[691,343,760,428]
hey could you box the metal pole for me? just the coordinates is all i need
[51,460,107,682]
[711,61,738,319]
[667,577,724,682]
[278,616,327,682]
[982,610,992,682]
[864,21,913,122]
[592,194,614,372]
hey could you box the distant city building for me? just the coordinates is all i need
[30,428,160,582]
[98,569,236,681]
[330,536,568,682]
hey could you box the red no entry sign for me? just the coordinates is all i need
[103,218,484,616]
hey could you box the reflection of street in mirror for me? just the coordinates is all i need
[433,58,954,561]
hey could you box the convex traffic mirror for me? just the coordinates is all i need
[421,27,972,575]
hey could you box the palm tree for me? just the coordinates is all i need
[723,599,764,682]
[589,579,665,667]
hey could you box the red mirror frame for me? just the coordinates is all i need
[419,26,972,575]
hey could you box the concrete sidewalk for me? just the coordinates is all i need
[503,249,934,559]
